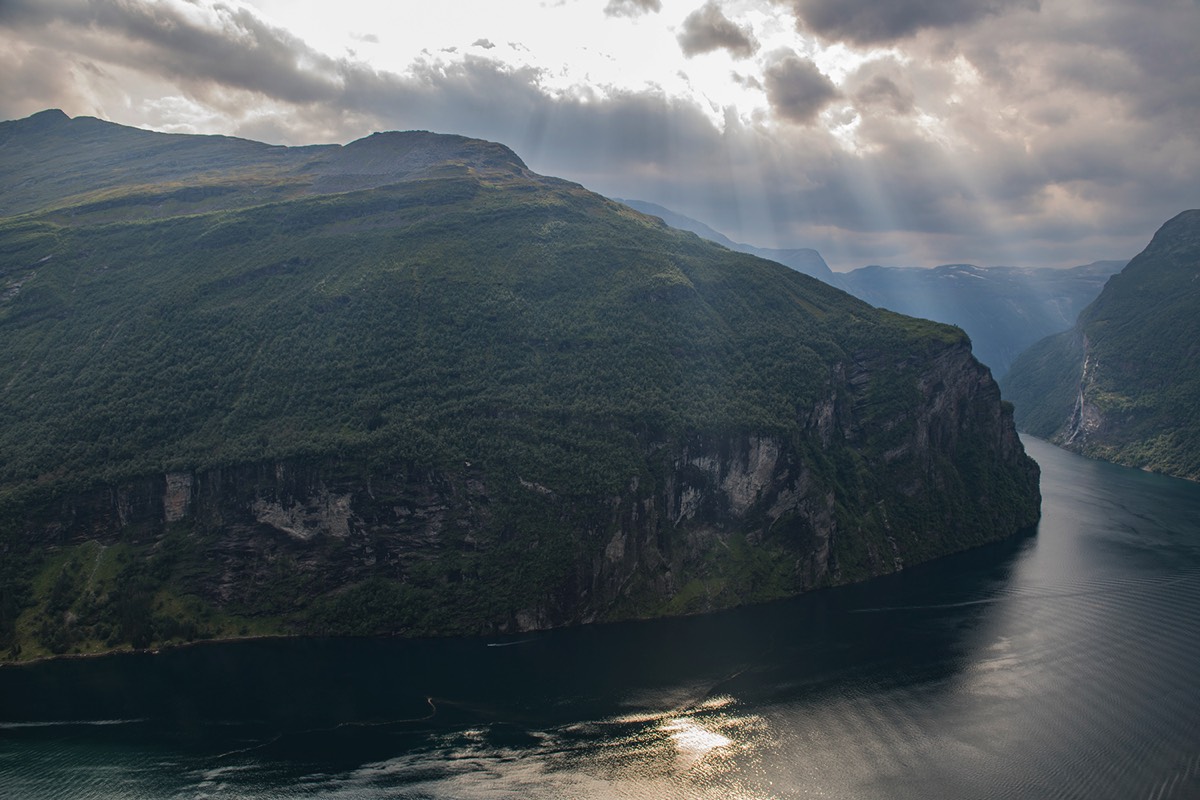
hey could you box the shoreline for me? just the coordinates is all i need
[0,631,296,669]
[1,524,1043,670]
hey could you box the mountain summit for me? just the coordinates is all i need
[0,111,1039,659]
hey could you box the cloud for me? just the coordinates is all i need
[0,0,1196,271]
[782,0,1039,45]
[853,75,913,114]
[844,60,916,115]
[471,38,496,49]
[0,0,350,107]
[677,2,759,59]
[604,0,662,18]
[730,71,762,90]
[762,51,839,124]
[0,40,111,122]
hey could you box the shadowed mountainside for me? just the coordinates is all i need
[0,111,1039,661]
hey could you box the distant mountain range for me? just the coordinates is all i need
[1002,210,1200,481]
[837,262,1125,378]
[617,199,1124,378]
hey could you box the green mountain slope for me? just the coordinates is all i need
[1003,210,1200,479]
[0,111,1039,661]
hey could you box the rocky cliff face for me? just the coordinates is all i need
[12,338,1037,641]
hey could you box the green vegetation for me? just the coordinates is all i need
[0,111,1039,660]
[0,160,974,500]
[1003,210,1200,480]
[1,534,278,661]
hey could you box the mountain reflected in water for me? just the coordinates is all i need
[3,436,1200,799]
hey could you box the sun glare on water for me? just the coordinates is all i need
[661,717,735,769]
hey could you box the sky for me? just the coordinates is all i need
[1,0,1197,270]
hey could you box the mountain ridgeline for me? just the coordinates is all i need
[1003,210,1200,480]
[614,199,838,284]
[0,110,1039,661]
[615,200,1122,378]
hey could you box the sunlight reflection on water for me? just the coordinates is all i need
[308,696,778,799]
[662,717,733,769]
[305,708,770,799]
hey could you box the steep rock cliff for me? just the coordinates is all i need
[8,338,1036,648]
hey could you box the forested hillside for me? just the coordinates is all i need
[0,111,1040,661]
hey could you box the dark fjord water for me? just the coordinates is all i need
[3,436,1200,799]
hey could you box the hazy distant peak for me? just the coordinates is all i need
[838,258,1125,376]
[932,263,984,273]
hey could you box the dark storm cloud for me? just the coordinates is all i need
[0,0,347,105]
[677,2,759,59]
[781,0,1039,45]
[604,0,662,18]
[997,0,1200,126]
[762,51,838,124]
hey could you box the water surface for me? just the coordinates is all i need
[3,436,1200,798]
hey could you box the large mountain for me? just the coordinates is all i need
[0,110,1039,661]
[1002,210,1200,480]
